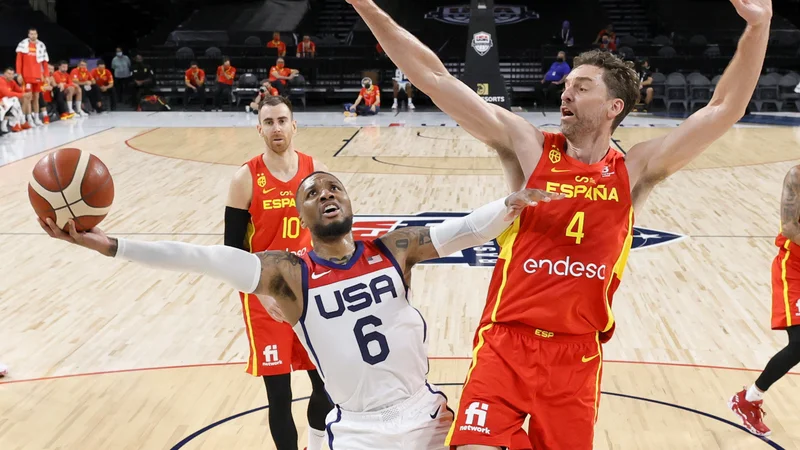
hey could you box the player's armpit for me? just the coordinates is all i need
[253,251,305,323]
[780,166,800,244]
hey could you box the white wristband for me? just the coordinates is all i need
[430,197,513,257]
[115,238,262,293]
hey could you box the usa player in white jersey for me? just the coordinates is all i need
[40,172,563,448]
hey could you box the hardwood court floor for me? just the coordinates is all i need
[1,124,799,449]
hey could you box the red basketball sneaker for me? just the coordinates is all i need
[729,389,771,436]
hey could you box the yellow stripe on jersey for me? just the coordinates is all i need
[445,219,519,445]
[244,219,259,376]
[781,239,793,327]
[602,207,634,332]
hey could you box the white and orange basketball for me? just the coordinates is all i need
[28,148,115,232]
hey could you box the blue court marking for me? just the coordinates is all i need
[172,384,784,449]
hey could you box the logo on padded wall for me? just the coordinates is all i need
[352,213,686,268]
[476,83,489,96]
[425,5,540,26]
[471,32,493,56]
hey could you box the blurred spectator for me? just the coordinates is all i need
[15,27,48,126]
[13,72,36,128]
[634,58,654,112]
[1,67,30,130]
[269,58,299,96]
[345,77,380,116]
[131,55,154,108]
[53,61,85,117]
[559,20,574,47]
[111,47,131,106]
[91,60,115,111]
[594,24,618,51]
[247,80,279,113]
[213,56,236,111]
[532,51,570,107]
[392,68,414,110]
[1,67,25,133]
[41,63,67,119]
[267,32,287,57]
[297,35,316,58]
[72,59,103,113]
[184,61,207,111]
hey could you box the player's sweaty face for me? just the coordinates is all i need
[258,104,296,154]
[560,65,610,138]
[297,174,353,239]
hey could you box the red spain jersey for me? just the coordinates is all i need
[360,86,379,106]
[244,151,315,256]
[70,67,92,83]
[480,131,634,343]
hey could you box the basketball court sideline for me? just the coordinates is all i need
[0,111,799,449]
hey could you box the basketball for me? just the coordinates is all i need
[27,148,115,232]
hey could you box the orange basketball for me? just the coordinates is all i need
[28,148,115,232]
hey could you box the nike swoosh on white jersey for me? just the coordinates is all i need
[311,270,332,280]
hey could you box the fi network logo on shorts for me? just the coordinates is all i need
[262,345,283,367]
[460,402,490,435]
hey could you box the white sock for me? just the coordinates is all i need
[40,110,47,118]
[67,103,74,113]
[745,384,764,402]
[74,101,81,111]
[307,428,325,450]
[1,119,8,132]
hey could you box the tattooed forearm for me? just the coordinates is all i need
[380,226,439,271]
[780,166,800,243]
[257,250,301,267]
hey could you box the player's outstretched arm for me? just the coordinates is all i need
[378,189,565,278]
[780,166,800,244]
[625,0,771,208]
[347,0,541,188]
[39,218,306,323]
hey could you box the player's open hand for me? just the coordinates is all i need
[39,218,114,256]
[258,295,287,323]
[503,189,566,220]
[730,0,772,26]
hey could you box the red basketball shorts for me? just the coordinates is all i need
[446,323,603,450]
[25,80,43,93]
[771,242,800,330]
[240,292,315,376]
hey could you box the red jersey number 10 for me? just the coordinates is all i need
[282,217,301,239]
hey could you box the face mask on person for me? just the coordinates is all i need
[116,52,122,57]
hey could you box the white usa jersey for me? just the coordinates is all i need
[294,239,429,412]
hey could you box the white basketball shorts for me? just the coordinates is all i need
[325,382,454,449]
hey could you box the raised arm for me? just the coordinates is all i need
[347,0,542,189]
[39,219,306,324]
[625,0,771,208]
[781,166,800,244]
[378,189,565,283]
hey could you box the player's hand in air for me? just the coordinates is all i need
[503,189,566,220]
[730,0,772,26]
[259,295,287,323]
[39,218,115,256]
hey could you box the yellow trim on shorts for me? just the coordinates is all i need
[445,219,519,445]
[592,332,603,425]
[781,240,793,327]
[244,219,259,376]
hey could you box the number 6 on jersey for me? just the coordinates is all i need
[567,211,585,244]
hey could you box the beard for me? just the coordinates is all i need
[312,215,353,240]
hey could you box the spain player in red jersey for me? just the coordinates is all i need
[728,164,800,437]
[348,0,772,448]
[224,95,333,450]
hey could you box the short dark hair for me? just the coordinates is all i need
[4,67,13,73]
[58,60,68,66]
[295,171,345,203]
[222,56,230,63]
[258,95,293,116]
[97,59,106,66]
[190,60,198,66]
[79,59,87,64]
[573,49,639,132]
[28,27,37,32]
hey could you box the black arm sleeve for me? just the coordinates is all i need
[224,206,251,250]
